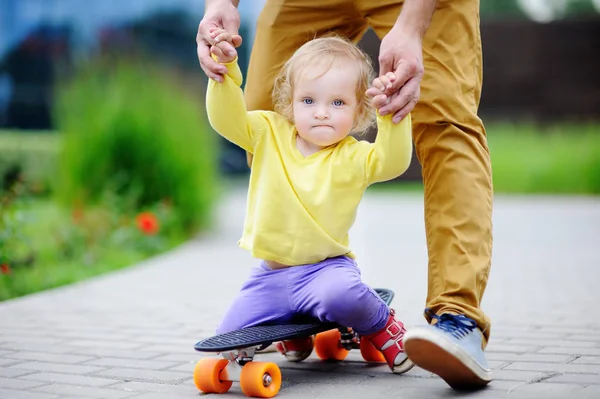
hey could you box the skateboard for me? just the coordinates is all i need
[192,288,394,398]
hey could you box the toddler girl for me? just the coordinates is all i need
[205,30,414,374]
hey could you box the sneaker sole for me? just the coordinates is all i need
[403,330,492,390]
[392,358,416,375]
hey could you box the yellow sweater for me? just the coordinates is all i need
[206,59,413,266]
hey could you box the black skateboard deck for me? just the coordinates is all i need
[194,288,394,352]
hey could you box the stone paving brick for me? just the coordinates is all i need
[51,332,133,342]
[133,337,195,347]
[61,340,142,350]
[538,347,600,356]
[162,363,195,373]
[0,389,58,399]
[485,344,542,353]
[19,372,121,387]
[9,362,106,375]
[58,397,108,399]
[511,382,586,395]
[127,394,195,399]
[134,344,197,354]
[485,353,575,363]
[118,328,193,337]
[68,348,163,360]
[0,357,22,367]
[580,385,600,397]
[484,369,550,382]
[4,352,96,365]
[507,338,596,348]
[484,379,528,391]
[0,343,74,354]
[32,383,138,399]
[545,372,600,384]
[0,367,34,378]
[91,368,190,384]
[151,354,203,363]
[539,327,600,335]
[488,360,510,369]
[108,381,200,396]
[569,334,600,341]
[503,361,600,374]
[0,336,63,345]
[0,326,40,341]
[492,330,567,339]
[571,356,600,365]
[0,376,46,389]
[82,357,180,370]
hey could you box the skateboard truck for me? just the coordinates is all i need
[339,326,360,349]
[219,349,251,382]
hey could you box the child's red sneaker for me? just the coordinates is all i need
[364,309,414,374]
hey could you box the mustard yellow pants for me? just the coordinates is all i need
[243,0,493,343]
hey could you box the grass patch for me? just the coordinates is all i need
[0,196,187,302]
[487,123,600,194]
[0,130,58,195]
[368,180,423,193]
[0,130,58,150]
[370,122,600,195]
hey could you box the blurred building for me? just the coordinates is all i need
[0,0,264,128]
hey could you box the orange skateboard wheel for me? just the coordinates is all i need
[359,338,385,362]
[314,329,349,361]
[193,358,233,394]
[240,361,281,398]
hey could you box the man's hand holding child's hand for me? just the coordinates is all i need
[366,72,396,111]
[209,28,238,64]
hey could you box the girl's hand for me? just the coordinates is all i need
[209,28,238,64]
[366,72,396,110]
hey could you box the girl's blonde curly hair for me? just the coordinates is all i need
[272,34,376,135]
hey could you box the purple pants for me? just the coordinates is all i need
[216,256,390,336]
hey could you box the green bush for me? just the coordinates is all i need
[53,57,218,234]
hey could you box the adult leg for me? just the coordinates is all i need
[243,0,368,167]
[363,0,493,389]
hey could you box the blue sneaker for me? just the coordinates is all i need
[402,311,492,390]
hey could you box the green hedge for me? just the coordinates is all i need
[53,57,218,234]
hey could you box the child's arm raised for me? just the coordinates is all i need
[362,73,413,185]
[205,34,267,154]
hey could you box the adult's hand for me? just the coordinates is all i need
[367,25,424,124]
[196,0,242,82]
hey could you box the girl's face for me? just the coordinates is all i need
[292,62,358,151]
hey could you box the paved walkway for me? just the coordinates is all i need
[1,185,599,399]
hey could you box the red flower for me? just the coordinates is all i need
[1,264,11,275]
[135,212,160,235]
[72,207,84,224]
